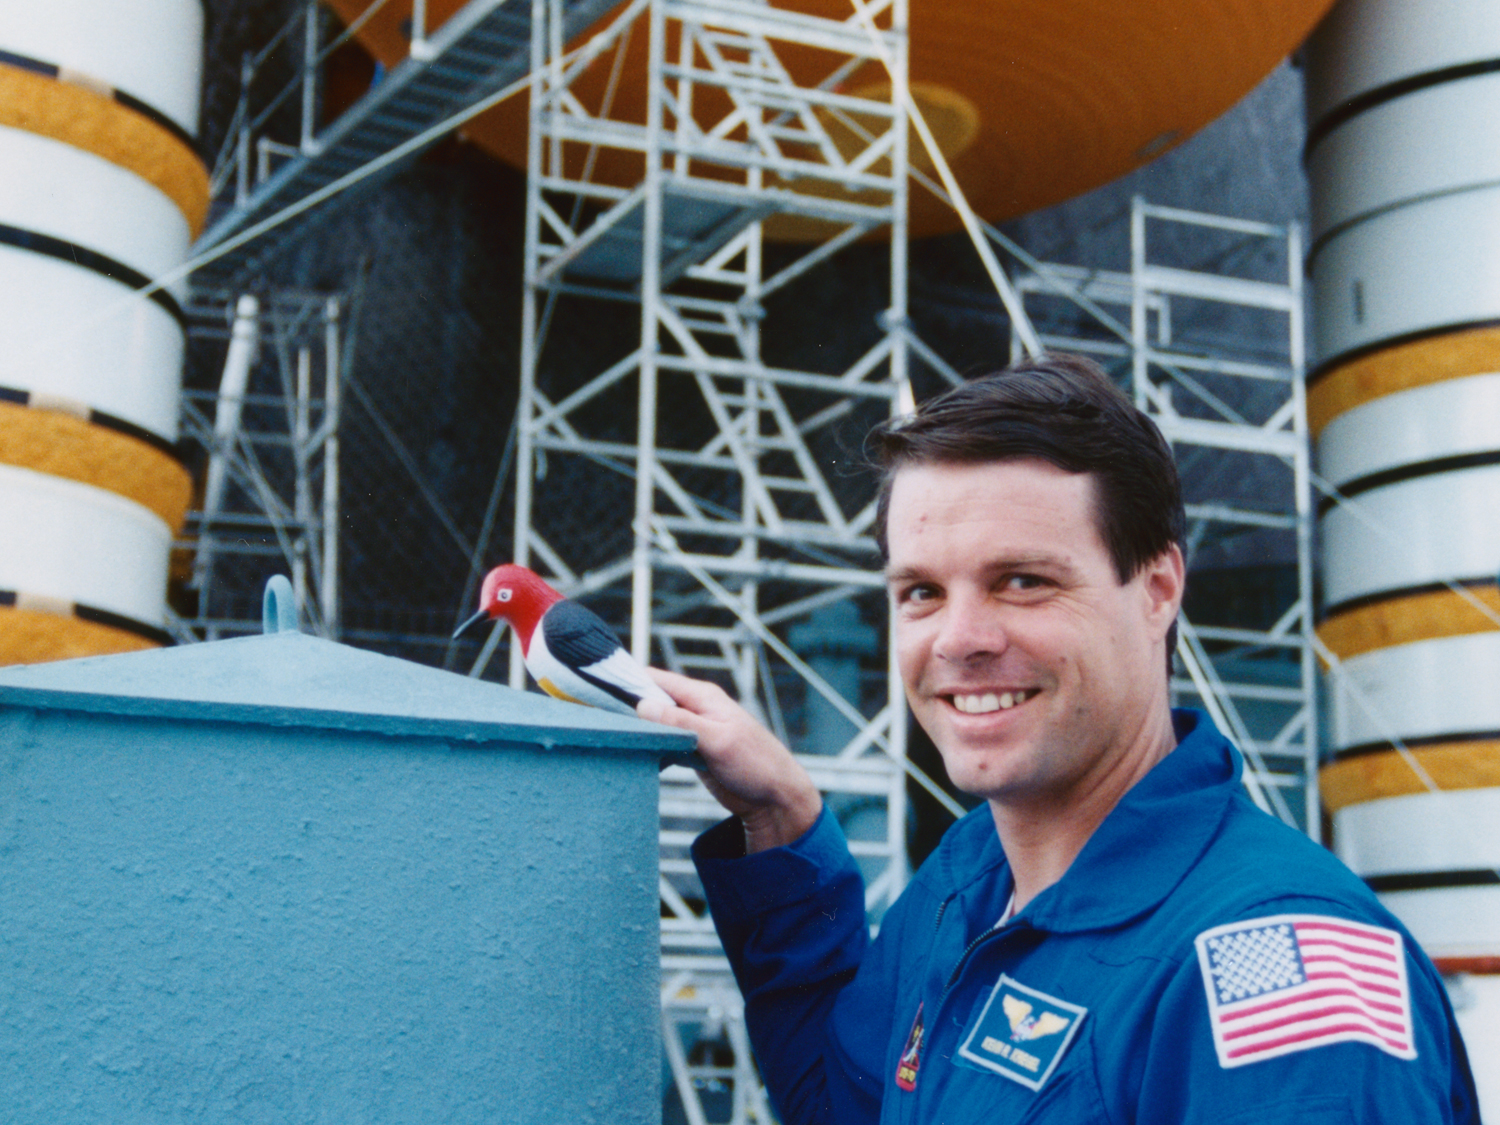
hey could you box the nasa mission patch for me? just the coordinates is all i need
[957,975,1088,1091]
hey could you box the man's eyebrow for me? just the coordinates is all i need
[883,565,926,584]
[884,554,1082,583]
[991,553,1080,575]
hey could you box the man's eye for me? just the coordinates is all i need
[901,584,939,604]
[1005,574,1047,592]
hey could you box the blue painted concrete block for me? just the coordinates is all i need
[0,634,694,1123]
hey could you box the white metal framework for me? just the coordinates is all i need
[1011,196,1318,835]
[179,288,347,640]
[1134,202,1318,836]
[196,0,624,286]
[512,0,919,1118]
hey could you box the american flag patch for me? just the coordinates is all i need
[1194,913,1415,1068]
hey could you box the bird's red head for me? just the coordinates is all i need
[461,564,564,649]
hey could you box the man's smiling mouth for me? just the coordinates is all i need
[949,689,1041,714]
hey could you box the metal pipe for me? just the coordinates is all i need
[409,0,434,59]
[509,0,548,690]
[322,296,341,637]
[201,295,261,532]
[301,1,320,154]
[236,53,252,205]
[630,0,667,664]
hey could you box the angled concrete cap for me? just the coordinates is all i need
[0,632,697,757]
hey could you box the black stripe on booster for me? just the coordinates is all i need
[74,603,174,646]
[0,382,183,463]
[1319,577,1498,624]
[0,47,199,156]
[0,223,185,328]
[0,590,174,647]
[1331,729,1500,762]
[1306,316,1500,388]
[89,406,185,462]
[1318,450,1500,515]
[1365,869,1500,894]
[1306,57,1500,159]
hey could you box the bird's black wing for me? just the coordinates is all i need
[543,600,667,709]
[544,600,624,665]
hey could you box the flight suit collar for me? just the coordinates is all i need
[1017,709,1240,934]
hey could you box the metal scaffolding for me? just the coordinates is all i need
[195,0,622,286]
[1010,196,1318,835]
[178,287,350,640]
[511,0,917,1118]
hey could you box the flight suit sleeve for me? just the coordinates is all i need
[1130,900,1481,1125]
[693,807,884,1125]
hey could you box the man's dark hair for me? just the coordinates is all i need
[872,351,1186,585]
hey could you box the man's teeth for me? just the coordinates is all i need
[952,691,1034,714]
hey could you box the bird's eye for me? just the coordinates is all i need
[497,589,513,602]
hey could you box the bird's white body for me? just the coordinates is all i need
[525,607,674,717]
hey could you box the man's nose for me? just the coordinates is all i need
[931,590,1007,664]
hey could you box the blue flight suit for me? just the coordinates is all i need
[694,710,1480,1124]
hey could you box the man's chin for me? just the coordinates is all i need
[937,747,1034,805]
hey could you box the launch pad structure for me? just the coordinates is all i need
[187,1,1321,1120]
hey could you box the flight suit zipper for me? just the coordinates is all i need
[935,913,1005,1018]
[931,891,1022,1019]
[892,896,1022,1122]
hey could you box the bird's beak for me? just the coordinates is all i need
[452,608,489,640]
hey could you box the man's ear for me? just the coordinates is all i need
[1141,543,1186,636]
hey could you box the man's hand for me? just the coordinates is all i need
[638,668,822,853]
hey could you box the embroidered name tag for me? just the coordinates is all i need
[957,975,1087,1091]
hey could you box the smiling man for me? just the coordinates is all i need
[640,353,1478,1124]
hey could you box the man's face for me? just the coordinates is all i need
[884,458,1183,811]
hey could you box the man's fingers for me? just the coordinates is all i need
[638,671,763,765]
[636,691,723,745]
[645,667,734,715]
[638,666,823,850]
[636,696,669,723]
[636,694,697,731]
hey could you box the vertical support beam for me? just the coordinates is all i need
[511,0,549,689]
[300,1,320,155]
[632,0,668,665]
[322,296,342,637]
[292,343,313,621]
[1286,218,1320,841]
[410,0,436,60]
[236,53,252,205]
[1130,195,1149,412]
[885,0,911,894]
